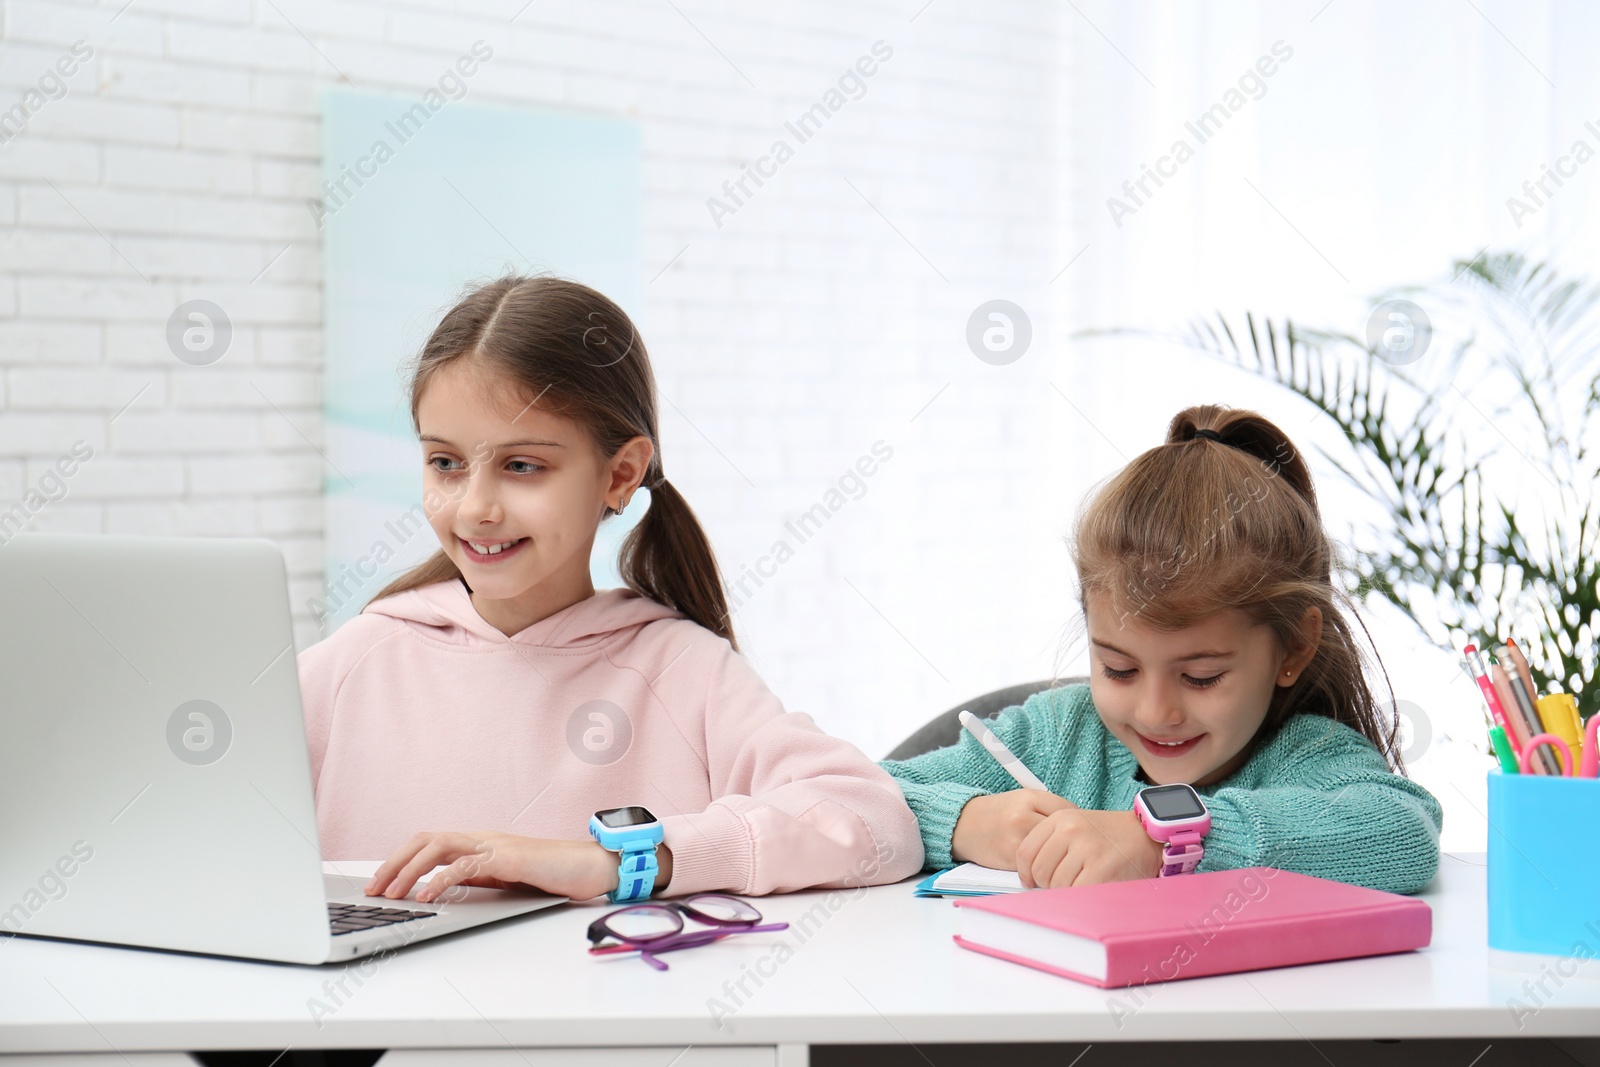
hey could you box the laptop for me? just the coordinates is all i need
[0,532,566,965]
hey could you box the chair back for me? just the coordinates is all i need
[883,676,1087,761]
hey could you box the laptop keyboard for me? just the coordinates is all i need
[327,902,438,936]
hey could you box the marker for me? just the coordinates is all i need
[1535,693,1584,765]
[1463,652,1519,774]
[1489,725,1519,774]
[958,710,1050,792]
[1580,713,1600,779]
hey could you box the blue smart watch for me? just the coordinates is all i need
[589,805,664,903]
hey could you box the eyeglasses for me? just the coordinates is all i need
[585,893,788,971]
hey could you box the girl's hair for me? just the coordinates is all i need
[365,274,738,650]
[1068,403,1403,771]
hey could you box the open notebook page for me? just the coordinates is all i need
[932,862,1026,893]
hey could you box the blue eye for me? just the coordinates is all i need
[428,457,544,475]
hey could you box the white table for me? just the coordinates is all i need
[3,853,1599,1065]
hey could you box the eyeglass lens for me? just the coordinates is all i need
[603,905,682,941]
[680,894,762,924]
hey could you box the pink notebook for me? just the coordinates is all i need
[952,866,1431,989]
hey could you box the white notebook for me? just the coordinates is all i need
[929,862,1026,894]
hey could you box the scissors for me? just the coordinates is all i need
[1520,733,1575,776]
[1513,707,1598,777]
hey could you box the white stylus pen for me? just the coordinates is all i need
[958,709,1050,792]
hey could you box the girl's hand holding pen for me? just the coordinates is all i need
[363,830,674,904]
[951,789,1077,870]
[1015,806,1164,888]
[950,710,1161,886]
[952,791,1164,887]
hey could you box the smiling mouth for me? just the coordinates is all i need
[459,536,529,562]
[1137,731,1203,757]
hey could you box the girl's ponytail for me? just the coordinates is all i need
[1166,405,1321,519]
[619,475,738,650]
[1164,405,1333,587]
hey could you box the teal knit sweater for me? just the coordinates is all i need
[879,683,1443,895]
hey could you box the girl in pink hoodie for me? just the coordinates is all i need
[298,275,923,904]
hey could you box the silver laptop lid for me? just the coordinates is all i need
[0,533,331,963]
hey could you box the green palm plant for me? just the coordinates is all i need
[1168,251,1599,717]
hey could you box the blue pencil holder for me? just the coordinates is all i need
[1486,770,1600,965]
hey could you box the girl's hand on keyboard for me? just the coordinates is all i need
[364,831,671,904]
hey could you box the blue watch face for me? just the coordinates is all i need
[596,805,657,828]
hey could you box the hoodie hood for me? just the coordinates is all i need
[361,576,684,648]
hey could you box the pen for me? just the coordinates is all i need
[958,709,1050,792]
[1464,645,1520,751]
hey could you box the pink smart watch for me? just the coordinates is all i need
[1134,783,1211,877]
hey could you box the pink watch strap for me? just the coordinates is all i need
[1159,828,1205,877]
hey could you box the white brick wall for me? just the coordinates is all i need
[0,0,1072,758]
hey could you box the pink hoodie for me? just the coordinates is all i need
[296,577,924,896]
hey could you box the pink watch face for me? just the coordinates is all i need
[1137,784,1209,876]
[1137,784,1210,839]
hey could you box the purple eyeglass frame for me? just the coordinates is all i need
[586,893,789,971]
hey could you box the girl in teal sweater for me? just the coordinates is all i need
[881,404,1442,895]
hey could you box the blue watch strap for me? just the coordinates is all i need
[609,845,658,903]
[590,810,664,903]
